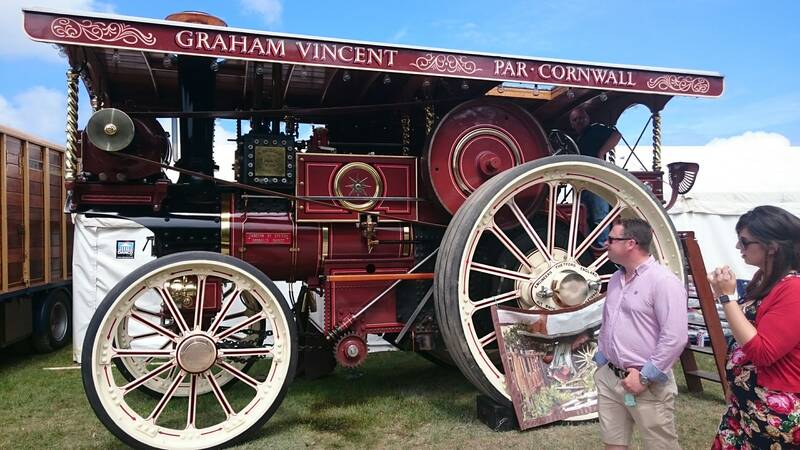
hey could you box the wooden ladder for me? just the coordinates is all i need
[678,231,731,399]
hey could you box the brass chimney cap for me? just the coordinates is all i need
[165,11,227,27]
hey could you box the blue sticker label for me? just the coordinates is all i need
[116,240,135,259]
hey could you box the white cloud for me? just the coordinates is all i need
[240,0,283,27]
[0,86,67,143]
[614,131,800,194]
[1,0,115,61]
[389,27,408,43]
[214,121,237,182]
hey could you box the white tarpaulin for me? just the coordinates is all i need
[669,192,800,280]
[72,214,155,363]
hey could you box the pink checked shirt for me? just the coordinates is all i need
[596,256,688,383]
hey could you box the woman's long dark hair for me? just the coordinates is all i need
[736,205,800,300]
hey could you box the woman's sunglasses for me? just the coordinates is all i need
[737,237,760,248]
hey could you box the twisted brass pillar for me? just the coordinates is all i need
[652,111,662,172]
[65,69,79,182]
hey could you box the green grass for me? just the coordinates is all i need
[0,346,727,449]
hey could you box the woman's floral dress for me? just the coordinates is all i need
[712,299,800,449]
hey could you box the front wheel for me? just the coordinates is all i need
[434,156,684,405]
[82,251,297,449]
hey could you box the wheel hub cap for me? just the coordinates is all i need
[517,256,601,310]
[176,334,218,373]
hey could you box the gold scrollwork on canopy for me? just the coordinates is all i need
[646,75,710,94]
[410,53,482,75]
[51,17,157,46]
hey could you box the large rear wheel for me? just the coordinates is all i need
[82,251,297,449]
[434,156,683,405]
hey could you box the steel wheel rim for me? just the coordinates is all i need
[86,259,292,449]
[50,300,69,342]
[443,157,683,402]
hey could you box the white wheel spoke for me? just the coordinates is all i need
[208,289,242,336]
[156,286,191,335]
[546,182,558,256]
[216,313,265,340]
[113,348,172,358]
[567,187,582,258]
[132,306,162,318]
[130,313,179,341]
[187,375,199,429]
[219,347,273,358]
[507,198,552,262]
[588,251,611,272]
[143,341,173,365]
[489,225,533,272]
[217,360,260,389]
[479,331,497,348]
[86,257,296,449]
[465,290,520,316]
[574,202,625,260]
[193,276,207,330]
[147,370,187,422]
[224,310,248,321]
[470,262,531,283]
[129,331,161,341]
[205,372,234,417]
[122,361,177,394]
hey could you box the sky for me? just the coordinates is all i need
[0,0,798,187]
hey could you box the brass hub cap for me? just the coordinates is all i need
[517,254,601,310]
[176,334,218,373]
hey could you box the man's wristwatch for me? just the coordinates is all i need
[639,374,650,386]
[717,291,739,305]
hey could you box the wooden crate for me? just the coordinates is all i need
[0,125,72,297]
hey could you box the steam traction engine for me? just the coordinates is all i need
[23,8,723,449]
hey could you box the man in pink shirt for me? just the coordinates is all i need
[593,218,688,449]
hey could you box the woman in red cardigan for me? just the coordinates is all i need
[710,205,800,449]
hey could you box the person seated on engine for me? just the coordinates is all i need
[569,107,621,250]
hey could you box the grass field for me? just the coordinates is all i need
[0,345,726,449]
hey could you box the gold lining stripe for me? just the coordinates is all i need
[321,225,329,261]
[402,225,411,257]
[220,195,231,255]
